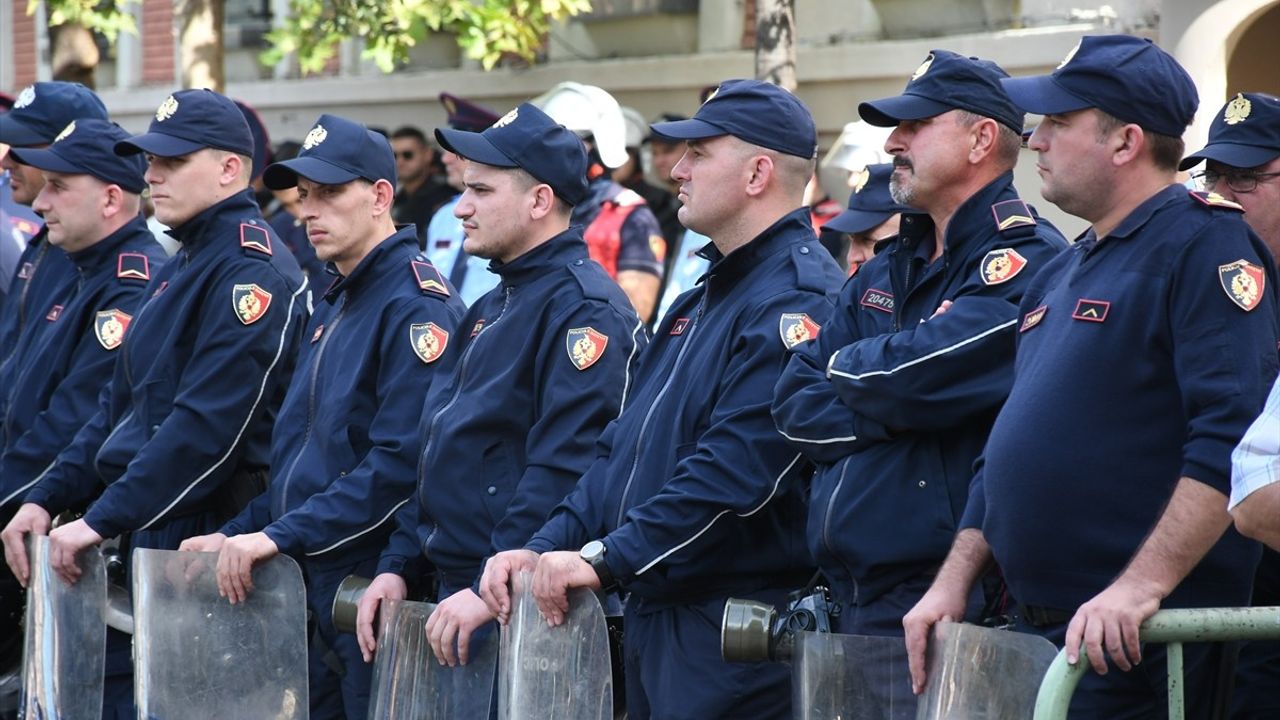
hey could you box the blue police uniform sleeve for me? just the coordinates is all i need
[80,264,307,539]
[219,489,273,537]
[773,275,892,462]
[376,492,430,578]
[20,384,116,513]
[525,423,621,554]
[0,284,151,504]
[479,302,646,588]
[598,288,833,584]
[825,235,1061,431]
[261,296,464,556]
[617,206,665,277]
[1168,221,1280,492]
[959,457,986,531]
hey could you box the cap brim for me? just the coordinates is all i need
[648,118,727,141]
[1000,76,1092,117]
[1178,142,1280,172]
[263,156,362,190]
[0,115,49,147]
[5,146,82,175]
[113,132,207,157]
[824,208,895,235]
[858,95,954,127]
[434,128,518,168]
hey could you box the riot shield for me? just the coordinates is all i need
[132,548,308,720]
[498,571,612,720]
[20,534,107,720]
[915,622,1058,720]
[792,631,915,720]
[366,598,498,719]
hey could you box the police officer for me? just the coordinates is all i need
[1,88,307,717]
[0,92,42,303]
[822,162,914,272]
[481,80,844,719]
[0,120,166,515]
[178,113,466,720]
[425,92,502,306]
[773,52,1066,693]
[904,36,1280,718]
[353,103,644,668]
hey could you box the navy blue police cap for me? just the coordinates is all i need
[1000,35,1197,138]
[0,82,109,147]
[859,50,1024,133]
[650,79,817,159]
[824,163,914,235]
[435,102,589,206]
[263,114,397,190]
[1180,93,1280,171]
[8,118,147,194]
[114,89,255,158]
[440,92,500,132]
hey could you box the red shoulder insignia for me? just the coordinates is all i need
[117,252,151,281]
[95,309,133,349]
[991,199,1036,232]
[411,260,451,297]
[232,283,273,325]
[1190,190,1244,212]
[566,327,609,370]
[240,222,273,255]
[779,313,821,348]
[410,322,449,364]
[1219,259,1266,311]
[980,248,1029,285]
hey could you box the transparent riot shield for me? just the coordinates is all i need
[498,570,612,720]
[132,548,308,720]
[366,598,498,719]
[20,534,107,720]
[792,630,915,720]
[915,622,1058,720]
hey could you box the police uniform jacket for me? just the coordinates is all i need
[221,227,465,564]
[963,185,1280,612]
[0,215,166,511]
[25,190,308,544]
[527,209,843,604]
[0,229,78,419]
[772,173,1067,607]
[378,227,645,593]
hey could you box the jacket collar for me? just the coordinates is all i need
[68,213,151,273]
[322,225,418,303]
[489,225,590,288]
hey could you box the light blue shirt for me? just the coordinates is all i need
[425,195,500,307]
[1230,373,1280,509]
[655,228,712,324]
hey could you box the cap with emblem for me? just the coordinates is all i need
[859,50,1024,133]
[8,119,146,194]
[114,89,255,158]
[650,79,817,159]
[823,163,914,235]
[439,92,500,133]
[0,82,108,147]
[263,114,396,190]
[435,102,589,206]
[1179,93,1280,171]
[1000,35,1197,138]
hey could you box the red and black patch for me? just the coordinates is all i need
[239,222,273,255]
[470,319,485,337]
[1219,259,1266,312]
[860,288,895,314]
[117,252,151,281]
[94,309,133,349]
[779,313,821,349]
[1019,305,1048,333]
[45,304,63,322]
[1071,298,1110,323]
[411,260,451,298]
[669,317,690,335]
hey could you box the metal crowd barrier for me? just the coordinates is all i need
[1032,606,1280,720]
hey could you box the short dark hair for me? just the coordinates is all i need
[1094,110,1184,173]
[391,126,428,145]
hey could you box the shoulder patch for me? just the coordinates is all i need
[1190,190,1245,212]
[117,252,151,282]
[1219,259,1266,311]
[566,327,609,370]
[239,222,274,256]
[410,322,449,364]
[779,313,821,349]
[411,260,451,298]
[1019,305,1047,333]
[980,248,1029,285]
[95,309,133,349]
[991,199,1037,232]
[232,283,273,325]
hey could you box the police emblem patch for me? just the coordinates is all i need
[14,85,35,109]
[860,288,895,313]
[911,54,934,81]
[1219,259,1266,312]
[494,108,519,128]
[155,95,179,122]
[232,283,273,325]
[303,124,328,149]
[240,223,273,255]
[311,324,324,344]
[1225,94,1252,125]
[1020,305,1048,333]
[669,317,689,335]
[1072,298,1110,323]
[411,260,451,297]
[95,309,133,350]
[45,304,63,322]
[981,248,1028,286]
[410,322,449,364]
[649,235,666,262]
[779,313,821,349]
[55,121,75,143]
[566,327,609,371]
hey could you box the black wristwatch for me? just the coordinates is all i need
[580,539,615,590]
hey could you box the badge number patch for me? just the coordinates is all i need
[95,309,133,349]
[860,288,894,314]
[1020,305,1047,333]
[232,283,273,325]
[410,322,449,364]
[1219,259,1266,312]
[779,313,821,349]
[981,248,1028,286]
[566,327,609,371]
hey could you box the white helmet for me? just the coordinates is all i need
[531,82,629,169]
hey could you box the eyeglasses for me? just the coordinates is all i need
[396,151,416,160]
[1193,169,1280,194]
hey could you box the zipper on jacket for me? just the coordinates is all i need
[821,456,860,606]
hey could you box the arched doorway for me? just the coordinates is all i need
[1227,4,1280,96]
